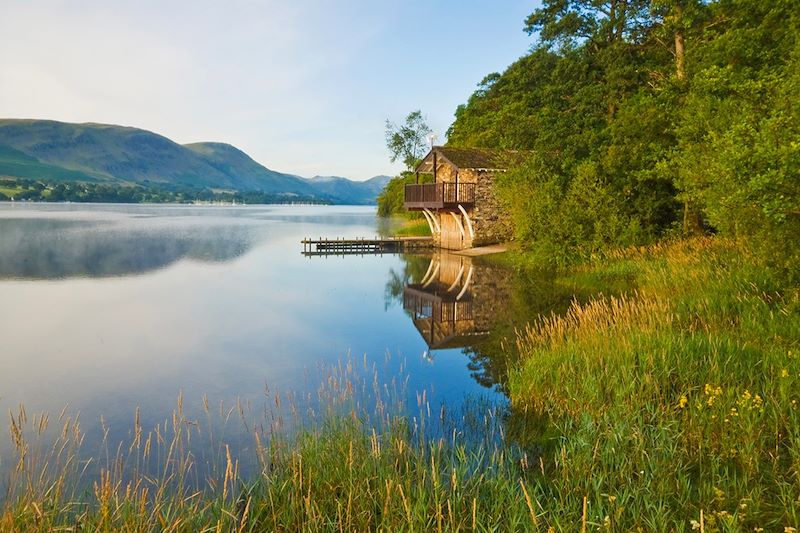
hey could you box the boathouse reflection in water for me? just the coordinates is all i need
[402,252,511,351]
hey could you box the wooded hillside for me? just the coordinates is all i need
[445,0,798,274]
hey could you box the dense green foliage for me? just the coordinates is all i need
[447,0,799,271]
[376,171,431,217]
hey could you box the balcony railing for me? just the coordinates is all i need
[404,182,475,210]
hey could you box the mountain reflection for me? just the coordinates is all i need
[0,217,261,279]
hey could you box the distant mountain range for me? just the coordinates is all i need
[0,119,390,204]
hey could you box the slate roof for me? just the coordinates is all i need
[415,146,529,173]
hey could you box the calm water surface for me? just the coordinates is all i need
[0,203,515,470]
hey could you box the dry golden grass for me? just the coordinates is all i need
[517,291,672,352]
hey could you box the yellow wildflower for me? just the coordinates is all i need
[739,390,757,409]
[781,368,790,378]
[678,395,688,409]
[705,384,723,406]
[753,394,763,409]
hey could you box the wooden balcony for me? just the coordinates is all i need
[404,182,475,211]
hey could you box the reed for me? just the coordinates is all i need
[509,236,800,529]
[1,360,542,531]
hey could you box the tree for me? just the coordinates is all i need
[384,111,432,171]
[376,171,432,218]
[524,0,651,50]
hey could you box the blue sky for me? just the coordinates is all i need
[0,0,536,180]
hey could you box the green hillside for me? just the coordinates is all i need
[0,144,99,183]
[0,119,280,191]
[0,119,386,203]
[307,174,391,205]
[183,142,315,195]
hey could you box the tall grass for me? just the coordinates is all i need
[509,237,800,530]
[1,359,541,531]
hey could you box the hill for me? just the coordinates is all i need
[0,143,98,183]
[0,119,385,203]
[307,174,391,205]
[183,142,315,195]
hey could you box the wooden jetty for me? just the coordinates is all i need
[301,236,432,256]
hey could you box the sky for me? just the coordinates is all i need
[0,0,535,180]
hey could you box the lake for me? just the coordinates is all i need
[1,203,531,476]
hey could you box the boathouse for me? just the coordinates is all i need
[404,146,522,250]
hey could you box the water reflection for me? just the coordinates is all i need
[404,252,495,349]
[0,218,262,279]
[0,202,637,489]
[392,250,634,394]
[0,203,382,280]
[392,252,516,392]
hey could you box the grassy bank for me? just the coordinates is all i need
[392,218,431,237]
[378,216,432,238]
[3,237,798,531]
[508,237,800,529]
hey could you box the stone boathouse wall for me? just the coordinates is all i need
[432,164,511,250]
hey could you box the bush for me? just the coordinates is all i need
[496,155,642,265]
[376,171,431,218]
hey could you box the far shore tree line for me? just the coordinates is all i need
[379,0,799,279]
[0,177,328,205]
